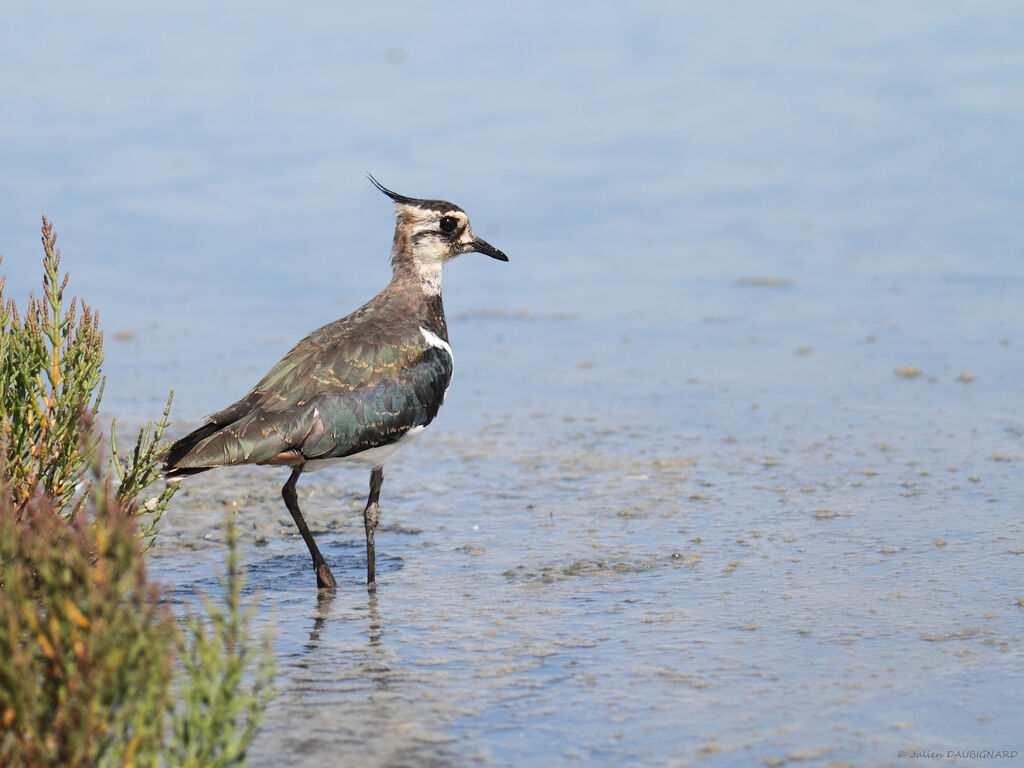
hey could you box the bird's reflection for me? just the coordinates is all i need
[366,590,382,647]
[304,589,334,649]
[302,579,385,652]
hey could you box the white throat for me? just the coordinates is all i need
[415,259,444,295]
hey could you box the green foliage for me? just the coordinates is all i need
[0,217,104,517]
[168,523,276,768]
[0,476,276,768]
[109,395,177,549]
[0,218,276,767]
[0,217,174,540]
[0,477,175,768]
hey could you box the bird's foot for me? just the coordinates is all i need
[315,562,337,590]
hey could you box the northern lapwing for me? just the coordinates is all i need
[164,176,508,590]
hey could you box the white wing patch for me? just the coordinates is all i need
[420,326,454,398]
[419,327,454,362]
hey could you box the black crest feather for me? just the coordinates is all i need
[366,174,461,213]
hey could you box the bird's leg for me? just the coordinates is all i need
[364,466,384,588]
[282,467,337,590]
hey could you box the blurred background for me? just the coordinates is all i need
[2,2,1022,766]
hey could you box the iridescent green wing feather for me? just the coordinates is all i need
[172,324,451,468]
[297,329,452,459]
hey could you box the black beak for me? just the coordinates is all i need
[471,237,509,262]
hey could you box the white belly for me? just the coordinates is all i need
[303,424,427,472]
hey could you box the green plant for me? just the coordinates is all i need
[0,217,104,517]
[0,472,276,768]
[0,218,275,767]
[0,217,174,541]
[0,473,175,767]
[109,396,177,549]
[169,523,276,768]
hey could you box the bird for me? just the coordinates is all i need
[163,176,508,590]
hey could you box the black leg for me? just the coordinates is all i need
[364,466,384,588]
[282,467,337,590]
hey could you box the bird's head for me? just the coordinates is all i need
[369,175,508,292]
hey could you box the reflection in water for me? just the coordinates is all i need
[365,591,382,648]
[241,571,464,768]
[305,591,333,650]
[305,588,384,649]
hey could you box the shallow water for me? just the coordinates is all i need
[3,2,1024,766]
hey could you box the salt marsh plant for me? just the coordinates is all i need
[0,482,275,768]
[0,219,275,767]
[1,217,105,518]
[0,476,175,766]
[0,216,173,540]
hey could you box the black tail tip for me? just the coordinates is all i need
[163,464,208,480]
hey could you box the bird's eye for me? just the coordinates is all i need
[439,216,458,234]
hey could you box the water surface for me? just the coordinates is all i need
[2,2,1023,765]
